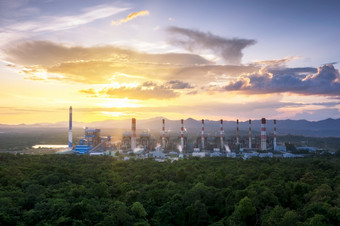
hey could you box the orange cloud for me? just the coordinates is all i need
[79,82,180,100]
[112,10,149,25]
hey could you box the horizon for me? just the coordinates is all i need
[1,0,340,124]
[2,115,340,127]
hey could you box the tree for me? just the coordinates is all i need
[186,200,209,226]
[131,202,147,219]
[230,196,256,225]
[307,214,330,226]
[261,206,286,226]
[280,210,299,225]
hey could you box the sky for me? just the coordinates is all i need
[1,0,340,124]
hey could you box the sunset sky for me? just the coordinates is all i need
[1,0,340,124]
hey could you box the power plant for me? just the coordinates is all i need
[66,107,284,158]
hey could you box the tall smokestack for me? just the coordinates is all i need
[274,119,277,151]
[162,119,165,149]
[249,119,252,149]
[261,118,267,150]
[131,118,136,150]
[201,119,205,150]
[236,119,239,145]
[220,119,224,150]
[68,106,72,150]
[180,119,184,150]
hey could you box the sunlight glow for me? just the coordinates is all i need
[97,98,141,108]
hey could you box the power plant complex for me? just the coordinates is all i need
[67,106,285,159]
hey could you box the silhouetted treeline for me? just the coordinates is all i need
[0,154,339,225]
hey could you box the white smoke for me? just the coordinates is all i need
[177,144,182,153]
[225,144,231,153]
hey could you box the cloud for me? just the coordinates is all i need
[79,88,97,95]
[166,80,193,89]
[167,26,256,64]
[7,4,128,33]
[4,40,215,84]
[268,67,318,78]
[252,56,300,67]
[112,10,149,25]
[80,82,179,100]
[142,81,157,87]
[222,64,340,96]
[5,40,211,66]
[0,4,128,47]
[10,41,340,98]
[292,108,340,121]
[79,80,195,100]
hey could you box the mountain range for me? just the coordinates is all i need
[1,117,340,138]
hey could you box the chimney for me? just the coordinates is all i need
[236,119,239,145]
[220,119,224,150]
[201,119,205,150]
[68,106,72,150]
[180,119,184,150]
[249,119,252,149]
[162,119,165,149]
[261,118,267,150]
[131,118,136,150]
[274,119,277,151]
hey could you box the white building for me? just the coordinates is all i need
[243,152,259,159]
[259,152,273,158]
[192,152,206,157]
[226,152,236,158]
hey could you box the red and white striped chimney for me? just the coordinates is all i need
[236,119,239,145]
[261,118,267,150]
[180,119,184,150]
[274,119,277,151]
[220,119,224,150]
[131,118,137,150]
[162,119,165,149]
[201,119,205,150]
[249,119,252,149]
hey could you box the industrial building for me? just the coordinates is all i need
[67,106,112,155]
[66,106,296,159]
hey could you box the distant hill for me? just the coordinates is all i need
[1,118,340,137]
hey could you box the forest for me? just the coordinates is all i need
[0,154,339,225]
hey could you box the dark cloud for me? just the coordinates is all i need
[252,57,299,67]
[267,67,318,78]
[223,64,340,96]
[142,81,157,87]
[167,26,256,64]
[166,80,193,89]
